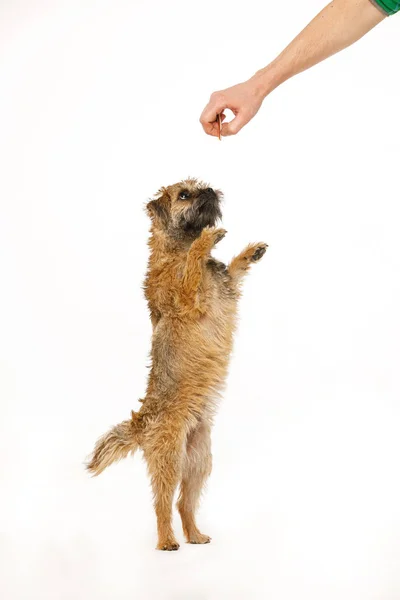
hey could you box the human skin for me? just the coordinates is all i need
[200,0,386,137]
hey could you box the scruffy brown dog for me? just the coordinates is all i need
[87,178,267,550]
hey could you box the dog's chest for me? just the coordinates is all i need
[206,258,236,300]
[145,260,183,306]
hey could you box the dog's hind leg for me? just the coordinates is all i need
[143,418,186,551]
[177,420,212,544]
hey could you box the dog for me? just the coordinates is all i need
[86,178,267,550]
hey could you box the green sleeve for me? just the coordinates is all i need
[369,0,400,15]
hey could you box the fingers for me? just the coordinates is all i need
[200,85,256,137]
[200,110,247,137]
[200,71,266,137]
[220,113,248,137]
[199,92,228,137]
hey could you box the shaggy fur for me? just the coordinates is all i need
[86,178,267,550]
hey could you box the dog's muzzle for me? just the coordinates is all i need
[198,188,218,203]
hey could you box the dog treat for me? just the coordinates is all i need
[217,113,222,141]
[87,179,268,551]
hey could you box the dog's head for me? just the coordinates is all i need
[146,178,222,240]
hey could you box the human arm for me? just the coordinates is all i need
[200,0,388,137]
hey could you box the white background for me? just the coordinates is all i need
[0,1,399,599]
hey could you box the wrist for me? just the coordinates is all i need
[248,61,287,99]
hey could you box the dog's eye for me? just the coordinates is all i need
[179,191,190,200]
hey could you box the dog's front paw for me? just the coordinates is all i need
[202,226,227,247]
[249,242,268,262]
[212,228,227,246]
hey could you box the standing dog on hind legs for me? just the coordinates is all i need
[86,178,267,550]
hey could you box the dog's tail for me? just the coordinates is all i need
[86,412,141,476]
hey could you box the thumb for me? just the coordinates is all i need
[220,112,249,137]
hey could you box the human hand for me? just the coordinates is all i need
[199,77,266,137]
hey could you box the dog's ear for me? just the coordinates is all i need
[146,188,170,229]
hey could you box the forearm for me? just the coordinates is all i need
[251,0,386,97]
[199,0,390,136]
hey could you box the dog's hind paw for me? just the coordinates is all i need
[188,533,211,545]
[157,540,180,551]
